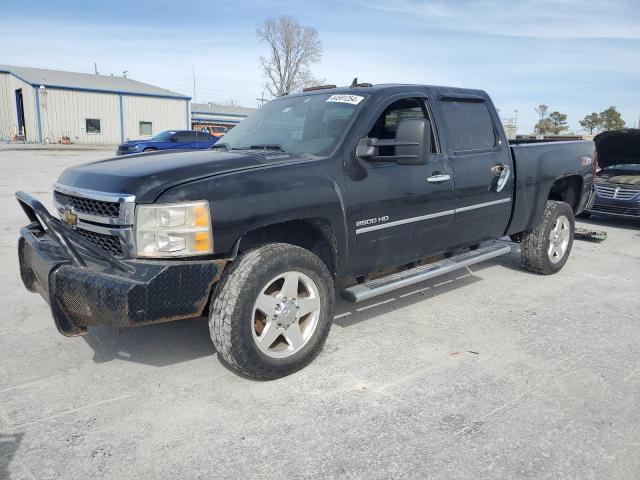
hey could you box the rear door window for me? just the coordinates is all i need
[440,100,496,152]
[176,131,196,142]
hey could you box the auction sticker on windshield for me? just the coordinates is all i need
[326,94,365,105]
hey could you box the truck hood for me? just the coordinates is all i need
[594,129,640,170]
[56,149,302,203]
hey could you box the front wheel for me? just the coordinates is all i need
[209,243,335,379]
[520,200,575,275]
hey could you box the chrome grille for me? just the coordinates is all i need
[75,228,123,257]
[591,204,640,217]
[54,191,120,218]
[594,184,640,200]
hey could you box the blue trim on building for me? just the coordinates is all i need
[119,94,125,143]
[33,86,43,143]
[191,117,241,124]
[191,110,249,118]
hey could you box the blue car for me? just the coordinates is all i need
[116,130,218,155]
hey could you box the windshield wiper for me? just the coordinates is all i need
[234,144,287,153]
[210,142,230,151]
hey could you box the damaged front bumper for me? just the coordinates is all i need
[16,191,226,336]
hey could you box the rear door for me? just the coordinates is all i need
[345,95,455,275]
[195,132,214,149]
[437,95,514,248]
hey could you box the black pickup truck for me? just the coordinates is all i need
[17,84,595,379]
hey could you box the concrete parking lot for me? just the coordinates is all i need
[1,146,639,479]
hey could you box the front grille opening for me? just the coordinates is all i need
[75,228,124,257]
[54,191,120,218]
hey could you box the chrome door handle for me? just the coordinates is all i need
[496,165,511,192]
[426,174,451,183]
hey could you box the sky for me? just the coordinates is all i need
[1,0,639,134]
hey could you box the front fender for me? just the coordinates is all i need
[157,158,349,271]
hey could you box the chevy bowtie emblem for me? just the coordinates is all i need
[63,208,78,226]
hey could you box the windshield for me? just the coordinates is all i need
[218,93,366,156]
[151,130,176,141]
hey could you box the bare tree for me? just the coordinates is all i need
[257,15,323,97]
[535,104,549,120]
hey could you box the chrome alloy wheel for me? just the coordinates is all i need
[548,215,571,264]
[251,271,321,359]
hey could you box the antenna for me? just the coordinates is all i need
[350,77,358,88]
[192,66,196,133]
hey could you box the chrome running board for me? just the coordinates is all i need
[341,242,512,303]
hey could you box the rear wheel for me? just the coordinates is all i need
[521,200,575,274]
[209,243,334,379]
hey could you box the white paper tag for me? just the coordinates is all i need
[326,94,364,105]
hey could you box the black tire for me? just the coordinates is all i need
[209,243,335,379]
[521,200,575,275]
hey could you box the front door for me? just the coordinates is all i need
[15,89,26,138]
[345,96,455,275]
[437,97,514,248]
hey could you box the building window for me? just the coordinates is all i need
[86,118,101,134]
[139,121,153,135]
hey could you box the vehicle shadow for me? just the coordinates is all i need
[80,245,522,368]
[333,249,520,327]
[577,214,640,231]
[0,431,24,480]
[82,317,215,367]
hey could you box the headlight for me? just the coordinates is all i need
[135,201,213,258]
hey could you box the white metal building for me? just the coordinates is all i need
[0,65,191,145]
[191,102,255,129]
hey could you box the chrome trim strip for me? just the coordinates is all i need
[356,210,455,234]
[74,219,136,258]
[53,182,136,225]
[355,197,512,235]
[53,182,135,203]
[455,197,511,213]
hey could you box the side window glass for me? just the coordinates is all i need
[440,100,496,152]
[368,98,437,156]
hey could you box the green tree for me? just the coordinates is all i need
[534,118,554,135]
[579,112,601,134]
[548,111,569,135]
[599,106,625,131]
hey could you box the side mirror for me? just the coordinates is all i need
[356,137,379,158]
[357,118,432,165]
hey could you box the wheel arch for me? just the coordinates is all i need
[547,174,583,213]
[234,218,340,279]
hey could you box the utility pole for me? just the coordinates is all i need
[256,91,266,108]
[94,63,99,75]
